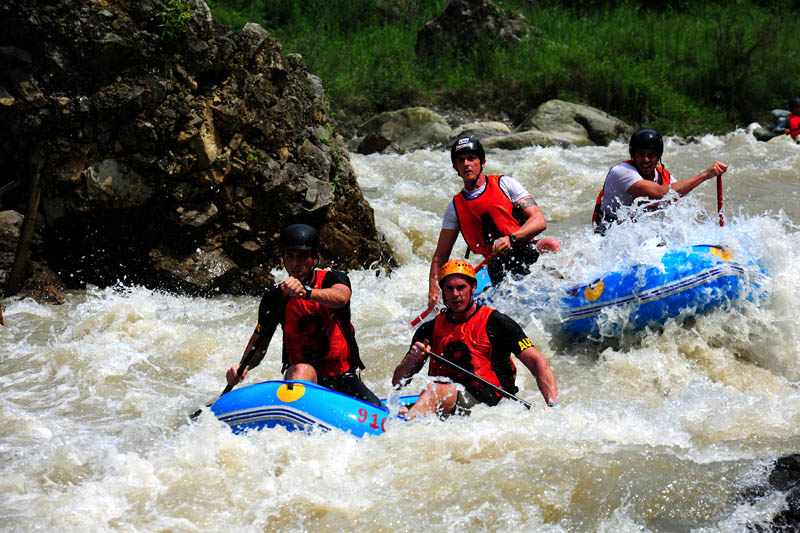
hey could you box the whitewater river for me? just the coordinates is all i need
[1,130,799,531]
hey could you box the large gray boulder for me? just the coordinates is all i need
[357,107,454,151]
[517,99,634,147]
[482,130,571,150]
[453,121,512,140]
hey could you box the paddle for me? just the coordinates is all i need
[189,333,266,420]
[411,254,494,326]
[716,175,724,227]
[425,348,532,410]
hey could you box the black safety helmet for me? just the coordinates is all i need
[629,128,664,158]
[789,97,800,110]
[451,136,486,165]
[279,224,319,253]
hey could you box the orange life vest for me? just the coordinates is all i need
[430,305,517,404]
[453,174,521,257]
[592,161,672,230]
[283,270,356,377]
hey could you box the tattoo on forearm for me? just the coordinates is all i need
[517,197,538,209]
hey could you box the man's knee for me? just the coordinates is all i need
[284,363,318,382]
[537,237,561,253]
[431,382,459,412]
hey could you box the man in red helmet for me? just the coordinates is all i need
[225,223,382,406]
[394,259,559,419]
[426,136,561,312]
[592,128,729,234]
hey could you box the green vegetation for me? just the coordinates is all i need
[207,0,800,135]
[160,0,195,40]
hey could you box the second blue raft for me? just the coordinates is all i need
[476,244,768,338]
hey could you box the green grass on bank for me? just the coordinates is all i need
[207,0,800,135]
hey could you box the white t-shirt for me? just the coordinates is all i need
[598,161,666,220]
[442,175,529,231]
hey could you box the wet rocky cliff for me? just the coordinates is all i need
[0,0,393,298]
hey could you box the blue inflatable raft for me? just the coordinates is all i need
[476,244,767,338]
[211,380,418,437]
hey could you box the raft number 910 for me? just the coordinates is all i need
[357,408,387,432]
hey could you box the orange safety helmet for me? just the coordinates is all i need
[438,259,477,287]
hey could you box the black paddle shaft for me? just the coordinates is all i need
[426,350,532,410]
[189,333,267,420]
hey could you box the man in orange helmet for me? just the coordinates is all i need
[393,260,559,419]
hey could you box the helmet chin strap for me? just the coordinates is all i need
[464,166,485,189]
[303,257,320,284]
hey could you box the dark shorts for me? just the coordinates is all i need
[319,370,382,407]
[428,379,481,418]
[453,388,480,417]
[487,240,540,285]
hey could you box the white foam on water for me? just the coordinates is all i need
[2,135,799,531]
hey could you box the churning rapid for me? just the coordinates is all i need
[2,130,799,531]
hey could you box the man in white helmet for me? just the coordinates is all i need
[427,136,561,312]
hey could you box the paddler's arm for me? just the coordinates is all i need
[226,329,271,385]
[225,296,281,386]
[428,228,459,311]
[670,161,728,197]
[392,327,433,389]
[492,196,547,256]
[392,342,428,389]
[628,161,728,200]
[280,276,351,309]
[516,345,559,407]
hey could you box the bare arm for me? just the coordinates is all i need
[226,330,270,385]
[428,228,459,311]
[516,346,558,406]
[492,196,547,255]
[671,161,728,196]
[626,178,670,200]
[280,277,351,309]
[627,161,728,200]
[392,341,429,389]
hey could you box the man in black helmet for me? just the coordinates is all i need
[591,128,729,234]
[426,136,561,311]
[225,223,382,406]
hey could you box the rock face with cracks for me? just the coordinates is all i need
[0,0,393,297]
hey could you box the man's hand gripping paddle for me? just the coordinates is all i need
[189,334,266,420]
[421,342,533,410]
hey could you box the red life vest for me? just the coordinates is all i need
[591,161,672,228]
[282,270,354,377]
[788,114,800,139]
[430,305,517,403]
[453,174,521,257]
